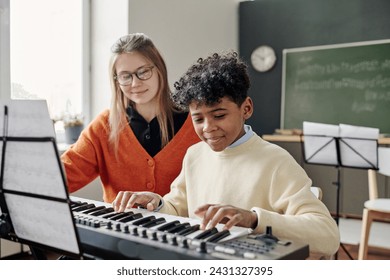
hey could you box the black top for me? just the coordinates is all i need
[126,106,188,157]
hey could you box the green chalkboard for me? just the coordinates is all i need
[282,40,390,133]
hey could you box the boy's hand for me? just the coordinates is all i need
[194,204,258,231]
[112,191,160,212]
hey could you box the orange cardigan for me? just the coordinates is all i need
[61,110,200,203]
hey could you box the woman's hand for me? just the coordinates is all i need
[194,204,258,231]
[112,191,161,212]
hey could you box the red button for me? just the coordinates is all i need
[146,182,153,190]
[147,159,154,167]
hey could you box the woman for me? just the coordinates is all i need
[61,33,200,203]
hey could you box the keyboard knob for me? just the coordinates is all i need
[171,236,178,246]
[197,241,207,253]
[160,234,168,243]
[181,239,189,248]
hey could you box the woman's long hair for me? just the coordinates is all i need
[108,33,177,155]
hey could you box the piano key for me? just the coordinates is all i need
[70,201,88,209]
[132,215,156,226]
[156,220,181,232]
[206,229,231,243]
[141,217,166,228]
[117,213,143,223]
[165,222,191,234]
[72,203,96,212]
[100,212,122,219]
[70,196,309,260]
[176,224,200,236]
[105,211,135,220]
[89,207,115,216]
[193,227,218,240]
[103,212,129,220]
[82,205,106,214]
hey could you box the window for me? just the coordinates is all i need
[9,0,88,123]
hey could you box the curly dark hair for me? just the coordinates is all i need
[172,51,250,110]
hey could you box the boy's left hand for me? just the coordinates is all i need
[194,204,258,231]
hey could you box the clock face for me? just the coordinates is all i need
[250,45,277,72]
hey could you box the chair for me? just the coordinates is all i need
[358,147,390,260]
[310,186,323,201]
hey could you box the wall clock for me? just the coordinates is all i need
[250,45,277,72]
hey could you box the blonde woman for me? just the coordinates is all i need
[61,33,200,203]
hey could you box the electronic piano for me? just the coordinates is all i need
[71,197,309,260]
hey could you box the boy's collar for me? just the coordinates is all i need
[227,124,254,149]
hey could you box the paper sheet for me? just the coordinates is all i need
[2,141,67,198]
[302,121,379,168]
[303,121,339,165]
[5,194,80,255]
[0,100,55,138]
[0,99,80,256]
[339,123,379,168]
[378,147,390,176]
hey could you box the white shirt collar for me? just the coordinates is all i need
[227,124,254,149]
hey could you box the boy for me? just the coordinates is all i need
[113,51,340,257]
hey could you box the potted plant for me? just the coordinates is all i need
[61,113,84,144]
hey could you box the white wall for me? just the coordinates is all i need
[90,0,129,118]
[0,0,10,100]
[129,0,242,87]
[91,0,242,118]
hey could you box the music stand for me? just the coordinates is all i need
[0,100,82,259]
[302,121,379,259]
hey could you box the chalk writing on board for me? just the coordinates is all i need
[282,40,390,133]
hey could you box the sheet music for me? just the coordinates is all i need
[0,99,80,257]
[303,122,379,168]
[339,124,379,168]
[2,141,67,198]
[0,100,55,138]
[303,121,339,165]
[303,121,339,137]
[5,194,80,255]
[378,147,390,176]
[339,123,379,139]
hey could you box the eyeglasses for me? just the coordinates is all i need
[114,66,155,86]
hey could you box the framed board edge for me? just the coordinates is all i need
[281,38,390,130]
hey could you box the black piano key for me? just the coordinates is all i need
[165,222,191,234]
[193,227,219,240]
[132,216,156,226]
[72,203,96,212]
[176,224,200,236]
[206,229,231,243]
[105,211,135,220]
[117,213,142,223]
[70,201,87,209]
[89,207,115,216]
[100,212,123,219]
[69,200,77,206]
[141,217,166,228]
[82,205,106,214]
[155,220,181,232]
[104,212,131,220]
